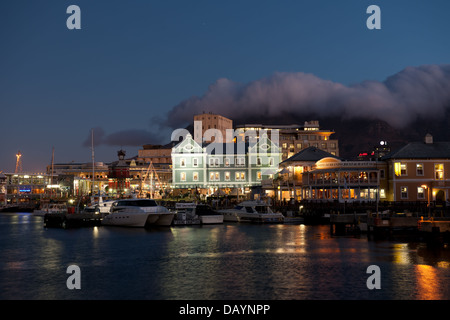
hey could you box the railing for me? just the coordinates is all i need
[306,178,378,185]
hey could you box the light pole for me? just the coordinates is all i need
[421,184,430,218]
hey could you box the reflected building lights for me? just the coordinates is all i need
[415,264,442,300]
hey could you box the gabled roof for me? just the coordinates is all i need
[382,141,450,160]
[281,146,341,164]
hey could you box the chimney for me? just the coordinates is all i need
[424,133,433,144]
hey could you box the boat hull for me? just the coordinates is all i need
[238,214,284,224]
[199,215,224,224]
[146,213,175,226]
[102,212,150,227]
[222,211,240,222]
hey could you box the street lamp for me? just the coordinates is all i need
[421,184,430,217]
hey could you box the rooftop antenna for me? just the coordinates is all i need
[15,151,22,173]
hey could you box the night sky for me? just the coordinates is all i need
[1,0,450,172]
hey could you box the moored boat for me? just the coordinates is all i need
[102,199,174,227]
[33,202,68,216]
[219,200,284,223]
[173,203,223,225]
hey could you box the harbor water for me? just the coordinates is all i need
[1,212,450,300]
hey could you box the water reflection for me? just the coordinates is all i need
[1,213,450,299]
[415,264,442,300]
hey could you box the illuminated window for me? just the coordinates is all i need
[209,172,220,181]
[225,172,230,181]
[224,158,231,167]
[180,172,186,182]
[380,189,386,199]
[235,172,245,181]
[257,171,262,180]
[193,172,198,182]
[394,162,407,176]
[417,187,425,199]
[401,186,408,199]
[434,164,444,180]
[416,164,424,176]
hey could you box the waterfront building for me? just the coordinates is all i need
[276,147,342,200]
[194,112,233,143]
[137,144,173,195]
[1,172,57,206]
[235,120,339,160]
[138,144,173,165]
[171,133,281,199]
[48,162,110,196]
[301,157,387,203]
[108,150,130,196]
[381,134,450,204]
[0,173,7,205]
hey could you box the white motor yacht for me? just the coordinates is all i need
[102,199,174,227]
[174,203,223,225]
[219,200,284,223]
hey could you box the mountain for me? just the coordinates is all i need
[234,109,450,160]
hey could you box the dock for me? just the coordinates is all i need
[329,211,450,246]
[329,213,368,236]
[43,212,102,229]
[367,215,420,239]
[419,218,450,246]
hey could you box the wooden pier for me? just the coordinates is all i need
[43,212,102,229]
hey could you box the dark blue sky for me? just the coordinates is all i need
[1,0,450,172]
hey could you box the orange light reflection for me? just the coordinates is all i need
[415,264,441,300]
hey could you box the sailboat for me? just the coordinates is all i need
[33,147,68,216]
[82,129,114,215]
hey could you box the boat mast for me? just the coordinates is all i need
[91,129,95,196]
[51,147,54,198]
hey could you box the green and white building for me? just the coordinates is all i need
[171,133,281,196]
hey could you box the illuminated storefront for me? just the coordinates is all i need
[301,157,387,203]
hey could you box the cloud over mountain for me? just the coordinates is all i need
[87,64,450,149]
[163,64,450,129]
